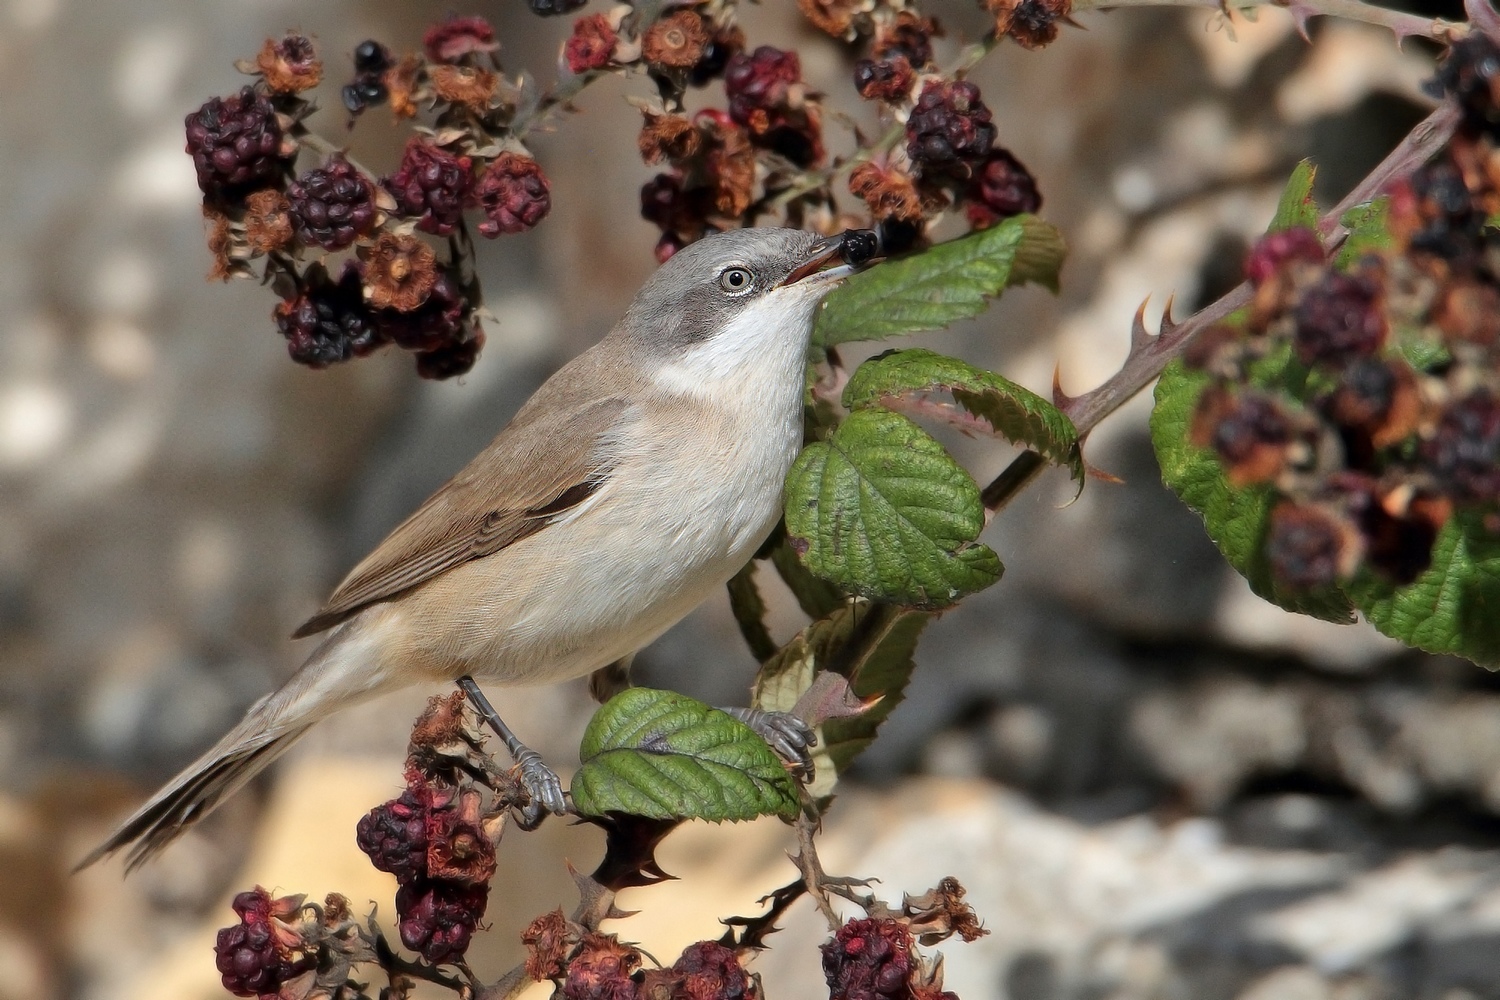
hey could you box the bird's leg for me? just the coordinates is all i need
[457,676,568,827]
[720,707,817,778]
[587,654,635,704]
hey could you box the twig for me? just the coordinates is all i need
[1071,0,1466,41]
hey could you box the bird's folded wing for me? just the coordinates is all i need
[292,395,629,638]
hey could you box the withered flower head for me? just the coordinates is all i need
[243,189,294,254]
[384,55,423,120]
[700,116,756,218]
[986,0,1073,50]
[798,0,865,38]
[873,10,938,66]
[361,233,438,313]
[256,33,322,94]
[429,63,498,113]
[853,56,915,103]
[1323,357,1422,453]
[1432,275,1500,347]
[408,690,468,749]
[521,908,574,981]
[203,207,238,282]
[565,13,617,75]
[563,933,642,999]
[849,161,923,223]
[1266,501,1364,588]
[425,788,497,884]
[423,15,499,63]
[638,111,702,165]
[642,10,709,69]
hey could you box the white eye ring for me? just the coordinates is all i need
[719,266,754,294]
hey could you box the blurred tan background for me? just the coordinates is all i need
[4,0,1495,998]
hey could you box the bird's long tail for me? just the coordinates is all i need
[76,624,377,873]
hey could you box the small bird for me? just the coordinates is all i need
[82,226,876,871]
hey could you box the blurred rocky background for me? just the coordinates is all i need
[0,0,1491,998]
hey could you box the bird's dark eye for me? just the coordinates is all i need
[719,266,754,294]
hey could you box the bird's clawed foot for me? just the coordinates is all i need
[513,747,569,829]
[722,707,817,778]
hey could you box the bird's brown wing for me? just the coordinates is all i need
[292,394,628,638]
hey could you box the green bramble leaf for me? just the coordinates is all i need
[784,407,1003,609]
[768,537,847,620]
[1270,160,1320,233]
[570,688,798,822]
[753,602,930,798]
[1150,359,1355,623]
[1345,512,1500,668]
[1335,197,1392,269]
[812,215,1065,348]
[844,348,1083,484]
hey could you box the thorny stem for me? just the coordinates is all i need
[371,929,468,995]
[1071,0,1467,40]
[977,101,1462,518]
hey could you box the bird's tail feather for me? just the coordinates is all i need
[76,625,371,873]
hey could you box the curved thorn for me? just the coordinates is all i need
[1130,297,1155,351]
[1051,363,1076,408]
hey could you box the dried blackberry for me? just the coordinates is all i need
[376,269,469,353]
[184,87,290,201]
[1266,502,1360,588]
[1244,227,1323,286]
[383,139,474,237]
[562,933,640,1000]
[674,940,752,1000]
[1424,390,1500,503]
[473,153,552,237]
[274,263,385,368]
[343,40,392,114]
[821,918,913,1000]
[905,80,996,177]
[688,28,744,87]
[1434,34,1500,126]
[873,11,935,67]
[966,148,1041,228]
[356,786,431,884]
[214,889,315,998]
[1189,386,1296,486]
[853,57,915,103]
[288,155,378,251]
[395,878,488,965]
[566,14,618,75]
[1292,270,1386,367]
[725,46,801,127]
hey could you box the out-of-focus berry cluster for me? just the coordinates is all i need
[189,21,559,379]
[820,879,987,1000]
[628,0,1046,262]
[1185,37,1500,591]
[518,921,757,999]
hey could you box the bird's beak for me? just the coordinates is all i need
[780,229,882,287]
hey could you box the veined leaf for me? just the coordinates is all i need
[1335,197,1392,269]
[1346,512,1500,668]
[812,215,1065,348]
[571,689,798,822]
[753,602,930,797]
[785,408,1003,609]
[844,348,1082,483]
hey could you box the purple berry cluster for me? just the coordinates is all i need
[356,774,496,965]
[214,889,316,998]
[188,21,558,379]
[1184,37,1500,590]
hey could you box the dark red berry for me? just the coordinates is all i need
[473,153,551,237]
[184,87,290,201]
[1189,386,1298,486]
[1425,390,1500,503]
[905,80,997,177]
[214,889,315,998]
[288,155,378,251]
[343,40,393,115]
[1266,502,1359,588]
[966,148,1041,228]
[274,263,386,368]
[529,0,588,15]
[688,29,743,87]
[1244,227,1323,286]
[877,217,924,256]
[724,46,801,127]
[821,918,914,1000]
[383,139,474,237]
[356,785,431,883]
[395,877,488,965]
[674,940,751,1000]
[375,269,470,356]
[853,57,915,102]
[1293,270,1386,367]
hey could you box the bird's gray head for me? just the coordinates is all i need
[618,228,865,362]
